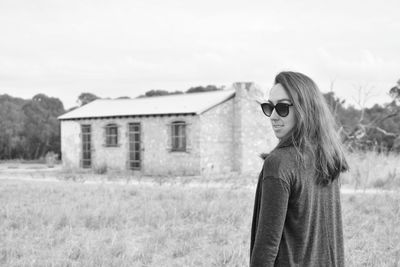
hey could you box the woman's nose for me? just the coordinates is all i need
[270,108,280,120]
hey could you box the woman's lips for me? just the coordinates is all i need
[272,124,284,128]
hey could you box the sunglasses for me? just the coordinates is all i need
[260,102,293,117]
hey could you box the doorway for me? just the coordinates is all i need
[128,123,141,170]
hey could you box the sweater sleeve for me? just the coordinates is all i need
[250,175,290,267]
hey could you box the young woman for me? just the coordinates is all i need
[250,71,349,266]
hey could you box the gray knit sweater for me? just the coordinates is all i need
[250,139,344,267]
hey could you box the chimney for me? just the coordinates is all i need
[232,82,276,174]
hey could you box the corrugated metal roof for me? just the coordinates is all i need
[58,89,235,120]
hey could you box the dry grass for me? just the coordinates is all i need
[0,180,251,267]
[343,151,400,190]
[1,150,399,190]
[342,193,400,266]
[1,179,399,266]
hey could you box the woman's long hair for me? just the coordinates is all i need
[275,71,349,185]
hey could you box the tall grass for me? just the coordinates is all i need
[1,179,399,266]
[0,180,251,266]
[343,151,400,190]
[1,150,399,191]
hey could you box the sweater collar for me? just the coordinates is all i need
[259,135,294,160]
[276,135,294,149]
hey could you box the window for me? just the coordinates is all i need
[128,123,141,170]
[81,125,91,168]
[171,121,186,151]
[105,124,118,146]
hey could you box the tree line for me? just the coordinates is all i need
[323,90,400,152]
[0,94,64,160]
[0,84,399,160]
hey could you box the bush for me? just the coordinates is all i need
[45,151,58,168]
[94,164,108,174]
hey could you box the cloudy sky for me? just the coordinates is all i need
[1,0,399,109]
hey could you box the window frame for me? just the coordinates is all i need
[105,123,119,147]
[81,124,92,168]
[171,121,187,152]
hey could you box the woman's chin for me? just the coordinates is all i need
[273,129,287,139]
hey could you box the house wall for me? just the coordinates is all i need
[60,121,81,169]
[233,82,277,175]
[198,82,277,176]
[141,115,201,176]
[60,115,201,175]
[199,98,235,174]
[61,119,132,170]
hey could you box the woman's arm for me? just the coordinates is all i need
[250,175,290,266]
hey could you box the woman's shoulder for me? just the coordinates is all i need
[262,146,297,178]
[263,145,297,163]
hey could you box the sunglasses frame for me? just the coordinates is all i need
[260,102,294,117]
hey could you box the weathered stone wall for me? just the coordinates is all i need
[141,115,201,176]
[198,82,277,176]
[60,121,81,169]
[232,82,277,175]
[60,115,201,175]
[199,98,235,174]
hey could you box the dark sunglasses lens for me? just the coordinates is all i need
[261,103,273,117]
[275,103,290,117]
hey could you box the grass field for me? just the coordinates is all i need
[1,178,399,267]
[1,150,399,190]
[344,151,400,190]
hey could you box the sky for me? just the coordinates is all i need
[0,0,399,109]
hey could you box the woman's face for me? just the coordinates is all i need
[268,83,297,139]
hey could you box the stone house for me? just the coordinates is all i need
[58,82,277,176]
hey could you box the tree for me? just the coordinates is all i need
[136,90,183,98]
[323,91,346,118]
[77,93,99,106]
[22,94,65,159]
[389,79,400,103]
[139,90,169,97]
[336,81,400,152]
[0,95,29,159]
[322,87,400,152]
[387,79,400,151]
[136,85,222,98]
[323,91,360,141]
[0,94,66,159]
[362,103,399,151]
[186,85,222,93]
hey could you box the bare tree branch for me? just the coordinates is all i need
[375,127,398,137]
[365,112,398,128]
